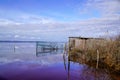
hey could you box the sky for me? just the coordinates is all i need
[0,0,120,41]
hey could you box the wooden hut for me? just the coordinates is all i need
[69,37,105,51]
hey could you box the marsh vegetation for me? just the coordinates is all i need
[69,35,120,74]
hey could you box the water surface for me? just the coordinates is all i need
[0,42,117,80]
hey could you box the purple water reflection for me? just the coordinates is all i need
[0,42,115,80]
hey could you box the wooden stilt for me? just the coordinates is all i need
[96,50,99,69]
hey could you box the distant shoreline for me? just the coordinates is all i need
[0,41,66,43]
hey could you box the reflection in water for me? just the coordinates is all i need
[63,52,67,70]
[36,49,64,57]
[64,55,115,80]
[36,41,64,57]
[63,51,70,80]
[0,42,119,80]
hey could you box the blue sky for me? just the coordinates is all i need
[0,0,120,41]
[0,0,98,21]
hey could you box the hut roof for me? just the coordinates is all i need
[69,37,104,40]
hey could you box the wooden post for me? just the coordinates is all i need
[36,42,38,56]
[68,55,70,80]
[14,45,15,53]
[96,50,99,69]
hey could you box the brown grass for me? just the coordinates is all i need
[69,35,120,73]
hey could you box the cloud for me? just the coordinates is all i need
[0,14,119,41]
[80,0,120,16]
[0,19,18,25]
[14,35,20,38]
[18,14,55,24]
[0,0,120,41]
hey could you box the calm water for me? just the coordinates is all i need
[0,42,117,80]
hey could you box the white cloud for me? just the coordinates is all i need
[19,15,55,24]
[0,14,119,41]
[0,0,120,41]
[80,0,120,16]
[14,35,20,38]
[0,13,56,26]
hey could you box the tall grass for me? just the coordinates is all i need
[69,35,120,73]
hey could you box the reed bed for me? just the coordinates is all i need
[69,35,120,73]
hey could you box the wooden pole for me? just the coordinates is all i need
[96,50,99,69]
[36,42,38,56]
[14,45,15,53]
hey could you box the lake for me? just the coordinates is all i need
[0,42,118,80]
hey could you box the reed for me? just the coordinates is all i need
[69,35,120,73]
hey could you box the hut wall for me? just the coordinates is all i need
[69,37,106,51]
